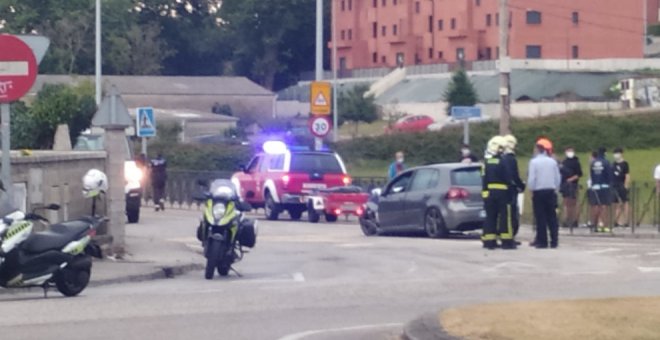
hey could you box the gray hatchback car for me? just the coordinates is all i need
[359,163,486,238]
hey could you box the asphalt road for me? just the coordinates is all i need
[3,209,660,340]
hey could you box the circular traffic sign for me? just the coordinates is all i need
[309,116,331,138]
[0,34,38,103]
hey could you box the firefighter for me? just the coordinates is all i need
[502,135,525,241]
[482,136,515,250]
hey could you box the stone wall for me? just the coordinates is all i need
[10,151,107,230]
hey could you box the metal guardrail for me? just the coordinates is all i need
[142,171,389,210]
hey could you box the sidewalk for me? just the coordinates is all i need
[560,225,660,239]
[1,209,203,295]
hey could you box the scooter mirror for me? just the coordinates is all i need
[237,201,253,212]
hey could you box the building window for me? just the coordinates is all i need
[393,24,398,35]
[382,25,387,36]
[476,0,481,6]
[438,51,444,59]
[496,13,499,26]
[381,55,387,64]
[341,0,345,11]
[526,45,542,58]
[372,52,378,63]
[396,53,404,66]
[451,18,456,29]
[496,47,499,57]
[428,16,434,32]
[485,47,492,60]
[429,48,434,59]
[341,30,345,40]
[372,22,377,38]
[382,0,386,6]
[526,10,542,24]
[348,0,352,10]
[373,0,377,8]
[339,57,347,71]
[572,45,579,58]
[415,1,420,14]
[572,11,579,24]
[456,48,465,61]
[486,14,492,26]
[393,0,398,4]
[438,19,444,31]
[348,29,353,40]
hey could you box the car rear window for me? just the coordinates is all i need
[290,153,343,173]
[451,167,482,186]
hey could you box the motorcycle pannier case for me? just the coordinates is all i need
[238,219,256,248]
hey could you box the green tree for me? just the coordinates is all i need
[11,83,96,149]
[444,69,478,115]
[338,85,380,138]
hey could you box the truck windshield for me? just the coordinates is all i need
[290,153,343,174]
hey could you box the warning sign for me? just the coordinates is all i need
[310,81,331,115]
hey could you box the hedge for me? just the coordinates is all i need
[334,112,660,165]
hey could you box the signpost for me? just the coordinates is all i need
[310,81,332,150]
[0,34,39,203]
[450,106,482,145]
[136,107,156,157]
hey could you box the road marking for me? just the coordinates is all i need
[638,267,660,273]
[277,323,403,340]
[292,272,305,282]
[615,254,640,259]
[560,271,612,276]
[585,248,621,254]
[647,251,660,256]
[336,243,373,248]
[483,262,539,273]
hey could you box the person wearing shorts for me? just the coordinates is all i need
[560,147,582,228]
[611,147,630,227]
[589,147,612,232]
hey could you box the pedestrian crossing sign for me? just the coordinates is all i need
[136,107,156,137]
[310,81,331,115]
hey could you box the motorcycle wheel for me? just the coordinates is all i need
[55,268,90,297]
[205,240,222,280]
[217,264,230,277]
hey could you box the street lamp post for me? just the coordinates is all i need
[95,0,102,105]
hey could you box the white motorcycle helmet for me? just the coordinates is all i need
[82,169,108,198]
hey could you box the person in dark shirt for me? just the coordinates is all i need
[611,147,630,227]
[560,147,583,228]
[502,135,525,240]
[589,147,612,232]
[150,154,168,212]
[460,144,479,164]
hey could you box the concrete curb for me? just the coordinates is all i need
[0,262,204,296]
[562,232,660,239]
[402,312,461,340]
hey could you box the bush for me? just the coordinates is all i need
[148,142,252,171]
[334,112,660,166]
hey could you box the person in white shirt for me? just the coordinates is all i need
[654,164,660,195]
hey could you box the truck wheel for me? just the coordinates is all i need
[127,206,140,224]
[264,193,280,221]
[308,207,320,223]
[325,213,338,222]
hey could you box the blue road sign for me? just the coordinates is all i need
[136,107,156,137]
[451,106,482,120]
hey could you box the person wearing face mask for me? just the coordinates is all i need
[611,147,630,227]
[460,144,479,164]
[388,151,407,180]
[560,147,583,228]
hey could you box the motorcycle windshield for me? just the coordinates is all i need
[208,179,237,200]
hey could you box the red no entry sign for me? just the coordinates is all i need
[0,34,38,103]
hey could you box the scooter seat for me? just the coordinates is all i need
[22,221,91,254]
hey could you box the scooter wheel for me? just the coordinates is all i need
[55,268,90,297]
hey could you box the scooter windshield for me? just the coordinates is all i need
[208,179,237,200]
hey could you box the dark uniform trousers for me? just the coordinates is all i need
[532,189,559,247]
[509,189,520,236]
[483,184,514,248]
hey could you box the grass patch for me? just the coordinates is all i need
[441,297,660,340]
[338,120,388,139]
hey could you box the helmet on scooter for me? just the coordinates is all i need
[82,169,108,198]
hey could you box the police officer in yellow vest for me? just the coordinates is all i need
[482,136,515,250]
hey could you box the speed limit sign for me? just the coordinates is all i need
[309,116,331,138]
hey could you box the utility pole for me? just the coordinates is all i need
[314,0,324,150]
[643,0,648,57]
[498,0,511,135]
[95,0,102,105]
[332,0,339,143]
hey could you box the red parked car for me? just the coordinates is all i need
[385,115,435,134]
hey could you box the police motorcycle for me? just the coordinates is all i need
[0,169,106,297]
[195,179,257,280]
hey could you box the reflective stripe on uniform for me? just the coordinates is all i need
[500,204,513,240]
[481,233,497,241]
[482,191,489,198]
[488,183,508,190]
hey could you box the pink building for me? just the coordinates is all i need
[332,0,655,71]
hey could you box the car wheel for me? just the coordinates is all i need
[289,209,303,221]
[425,208,448,238]
[325,213,338,222]
[264,192,280,221]
[359,217,379,236]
